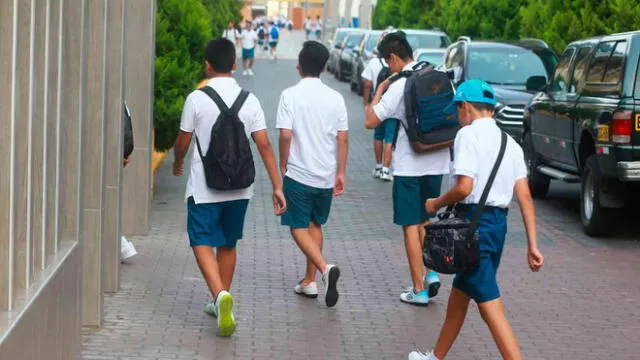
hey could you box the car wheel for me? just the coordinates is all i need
[523,133,550,198]
[581,155,611,237]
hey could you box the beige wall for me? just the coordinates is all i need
[0,0,155,357]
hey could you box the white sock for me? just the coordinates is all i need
[382,166,390,173]
[375,163,382,170]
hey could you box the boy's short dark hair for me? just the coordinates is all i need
[205,38,235,73]
[298,41,330,77]
[468,102,495,113]
[377,31,413,60]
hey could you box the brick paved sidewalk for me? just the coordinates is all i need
[83,58,640,360]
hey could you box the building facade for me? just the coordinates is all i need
[0,0,155,358]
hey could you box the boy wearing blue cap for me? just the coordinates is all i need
[407,80,545,360]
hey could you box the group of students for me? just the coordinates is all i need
[173,30,544,360]
[222,20,280,76]
[304,15,323,40]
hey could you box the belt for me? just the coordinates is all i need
[454,203,508,214]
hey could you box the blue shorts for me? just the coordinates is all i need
[242,48,255,60]
[281,177,333,229]
[393,175,443,226]
[269,41,278,48]
[452,206,508,303]
[373,118,399,143]
[187,197,249,248]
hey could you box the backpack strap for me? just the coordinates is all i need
[199,87,230,113]
[466,131,508,240]
[230,90,250,115]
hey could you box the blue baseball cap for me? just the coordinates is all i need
[453,79,498,106]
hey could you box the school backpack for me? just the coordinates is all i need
[397,61,459,153]
[123,102,134,159]
[270,26,279,40]
[258,27,266,40]
[194,87,256,191]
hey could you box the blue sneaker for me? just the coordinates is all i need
[400,289,429,306]
[426,271,441,298]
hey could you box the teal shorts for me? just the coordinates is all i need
[392,175,443,226]
[373,118,398,143]
[242,48,255,60]
[281,177,333,229]
[187,197,249,248]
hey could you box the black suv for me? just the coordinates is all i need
[350,30,383,94]
[523,31,640,236]
[335,31,366,82]
[441,37,558,140]
[327,28,360,75]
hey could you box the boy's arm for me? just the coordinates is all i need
[173,131,192,176]
[334,131,348,196]
[252,129,286,215]
[362,79,373,106]
[514,178,544,272]
[364,76,395,129]
[279,129,292,176]
[425,176,473,213]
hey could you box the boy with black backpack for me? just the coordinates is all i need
[277,41,348,308]
[364,32,450,306]
[172,38,286,337]
[268,21,280,60]
[407,80,544,360]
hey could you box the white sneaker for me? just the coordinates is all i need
[408,350,439,360]
[215,291,236,337]
[380,168,393,181]
[242,70,248,76]
[294,280,319,298]
[372,167,382,179]
[120,236,137,260]
[204,300,217,317]
[248,69,254,76]
[321,265,340,308]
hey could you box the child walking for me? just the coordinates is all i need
[408,80,544,359]
[277,41,349,308]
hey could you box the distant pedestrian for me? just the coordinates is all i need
[257,23,267,52]
[304,16,312,40]
[172,38,286,337]
[407,80,544,360]
[240,21,259,76]
[287,19,293,31]
[277,41,348,308]
[222,20,241,48]
[268,21,280,60]
[315,16,323,40]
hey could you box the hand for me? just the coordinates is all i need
[527,247,544,272]
[173,160,184,176]
[123,157,130,168]
[272,188,286,215]
[333,173,345,196]
[425,198,440,215]
[280,165,287,177]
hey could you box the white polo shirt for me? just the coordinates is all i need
[241,29,259,50]
[361,58,387,91]
[276,78,349,189]
[373,61,450,177]
[180,77,267,204]
[453,117,527,208]
[222,28,240,43]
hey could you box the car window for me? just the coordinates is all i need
[344,33,363,48]
[418,52,444,67]
[335,31,348,45]
[365,33,381,52]
[405,33,449,49]
[467,47,548,86]
[602,41,627,84]
[586,41,615,83]
[445,44,464,68]
[569,46,593,93]
[551,47,575,92]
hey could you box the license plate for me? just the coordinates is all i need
[636,114,640,131]
[597,125,609,142]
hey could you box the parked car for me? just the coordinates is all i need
[327,28,360,74]
[522,31,640,236]
[401,28,451,51]
[350,30,383,94]
[414,48,446,67]
[441,37,558,140]
[335,31,366,82]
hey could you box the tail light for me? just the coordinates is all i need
[612,110,633,144]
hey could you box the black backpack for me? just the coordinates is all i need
[258,28,266,40]
[123,102,134,159]
[396,61,459,153]
[195,87,255,191]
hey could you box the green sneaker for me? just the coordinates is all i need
[216,291,236,337]
[204,300,217,317]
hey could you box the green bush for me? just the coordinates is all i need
[154,0,244,151]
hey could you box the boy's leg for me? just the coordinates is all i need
[432,288,472,359]
[403,225,425,292]
[193,246,225,298]
[478,298,522,360]
[291,227,327,273]
[217,199,249,291]
[216,247,236,290]
[304,221,324,283]
[382,143,393,168]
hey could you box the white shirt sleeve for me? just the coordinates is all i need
[179,94,197,133]
[249,95,267,133]
[452,129,477,179]
[373,81,403,121]
[513,146,528,181]
[362,61,375,81]
[336,97,349,131]
[276,93,293,130]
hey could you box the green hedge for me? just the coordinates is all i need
[154,0,244,151]
[373,0,640,54]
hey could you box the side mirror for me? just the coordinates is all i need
[526,76,547,92]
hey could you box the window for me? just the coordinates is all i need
[364,33,381,52]
[405,33,449,50]
[602,41,627,84]
[569,46,593,93]
[551,47,575,92]
[467,47,548,86]
[586,42,615,83]
[445,43,464,68]
[344,33,363,49]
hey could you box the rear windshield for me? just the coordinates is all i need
[417,52,444,66]
[365,33,381,52]
[467,48,549,86]
[335,31,349,45]
[344,33,363,48]
[405,33,450,49]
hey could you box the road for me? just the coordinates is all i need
[83,32,640,360]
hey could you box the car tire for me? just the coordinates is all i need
[523,133,550,198]
[581,155,611,237]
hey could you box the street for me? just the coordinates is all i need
[83,32,640,360]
